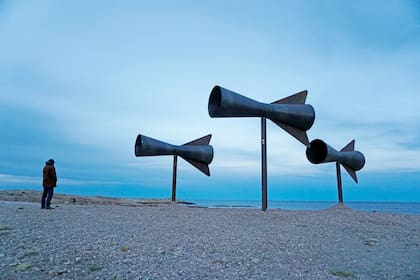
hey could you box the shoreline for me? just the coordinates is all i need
[1,190,419,215]
[0,189,194,207]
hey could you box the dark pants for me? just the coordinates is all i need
[41,187,54,208]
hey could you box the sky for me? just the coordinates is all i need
[0,0,419,202]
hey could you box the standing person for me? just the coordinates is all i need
[41,159,57,209]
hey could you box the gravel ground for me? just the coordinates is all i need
[0,200,419,280]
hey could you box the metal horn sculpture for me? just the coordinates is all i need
[306,138,365,202]
[209,85,315,145]
[135,134,214,201]
[208,85,315,210]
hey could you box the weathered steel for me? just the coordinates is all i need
[306,138,365,202]
[172,155,177,202]
[208,85,315,145]
[135,134,214,176]
[261,117,267,211]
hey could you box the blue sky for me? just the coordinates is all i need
[1,0,419,202]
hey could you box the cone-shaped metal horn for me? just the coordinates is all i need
[135,134,214,176]
[135,135,176,157]
[208,85,315,145]
[306,139,365,182]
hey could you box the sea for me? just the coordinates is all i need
[190,200,420,215]
[1,185,419,215]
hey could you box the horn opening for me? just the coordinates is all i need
[135,135,143,156]
[208,86,222,116]
[306,139,328,164]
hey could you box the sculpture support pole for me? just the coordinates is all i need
[336,162,343,203]
[172,155,178,202]
[261,117,267,211]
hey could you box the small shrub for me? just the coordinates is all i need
[329,269,354,278]
[0,226,13,230]
[121,246,129,252]
[88,264,103,272]
[15,262,32,272]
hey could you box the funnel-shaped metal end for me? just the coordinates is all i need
[306,139,338,164]
[208,86,222,116]
[135,134,175,157]
[208,86,261,117]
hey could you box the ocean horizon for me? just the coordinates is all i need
[1,186,419,215]
[190,200,420,215]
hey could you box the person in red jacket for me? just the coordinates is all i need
[41,159,57,209]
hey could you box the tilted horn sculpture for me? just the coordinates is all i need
[306,139,365,182]
[135,134,213,201]
[306,138,366,202]
[208,85,315,210]
[208,85,315,145]
[135,134,214,175]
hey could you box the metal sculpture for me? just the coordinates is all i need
[135,134,213,201]
[306,139,365,203]
[208,85,315,210]
[208,85,315,145]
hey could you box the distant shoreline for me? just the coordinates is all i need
[1,189,419,215]
[0,189,194,207]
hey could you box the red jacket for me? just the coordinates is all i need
[43,165,57,188]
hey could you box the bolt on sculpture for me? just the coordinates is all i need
[208,85,315,210]
[305,139,365,203]
[135,134,214,201]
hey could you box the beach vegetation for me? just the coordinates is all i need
[0,225,13,230]
[0,225,13,236]
[329,269,354,277]
[88,264,103,272]
[121,246,129,252]
[15,262,32,272]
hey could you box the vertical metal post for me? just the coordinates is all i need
[261,117,267,211]
[172,155,178,202]
[336,162,343,203]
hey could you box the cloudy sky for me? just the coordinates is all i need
[1,0,419,202]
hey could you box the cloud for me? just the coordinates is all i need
[0,1,419,201]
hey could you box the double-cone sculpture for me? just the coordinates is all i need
[306,139,365,183]
[208,85,315,145]
[135,134,214,176]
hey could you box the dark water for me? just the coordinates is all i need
[191,200,420,215]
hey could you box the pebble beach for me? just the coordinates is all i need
[0,190,419,279]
